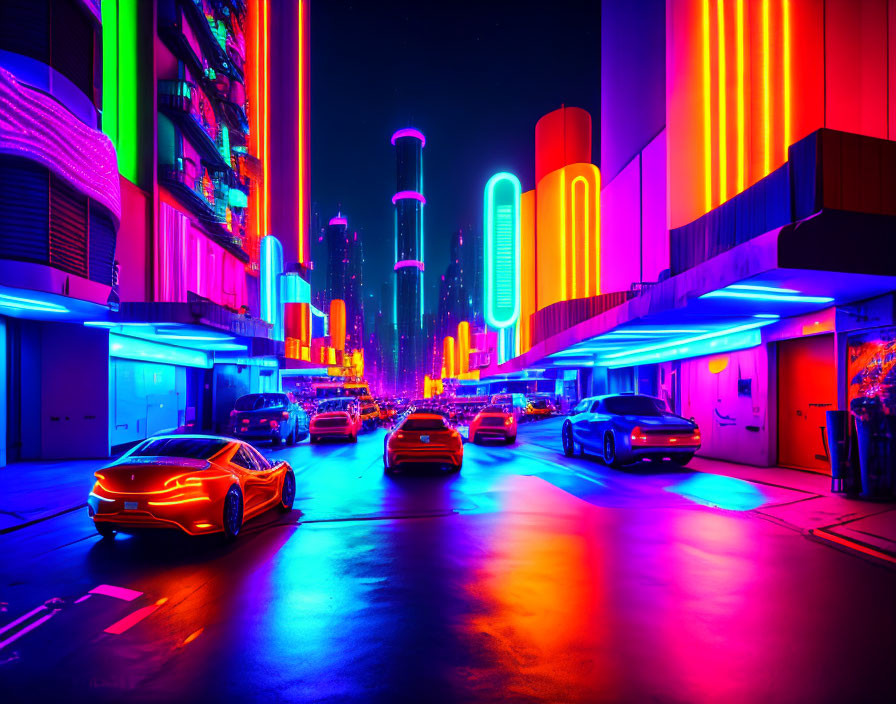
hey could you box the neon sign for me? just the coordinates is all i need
[484,172,521,330]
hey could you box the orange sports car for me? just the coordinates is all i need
[384,412,463,474]
[469,405,517,444]
[87,435,295,540]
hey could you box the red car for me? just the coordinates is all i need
[469,405,517,444]
[384,412,464,473]
[87,435,295,540]
[310,398,362,443]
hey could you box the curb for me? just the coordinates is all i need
[807,527,896,569]
[0,504,86,536]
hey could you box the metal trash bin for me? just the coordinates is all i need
[826,410,850,493]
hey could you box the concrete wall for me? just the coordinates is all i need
[40,323,110,459]
[679,345,775,466]
[110,358,187,447]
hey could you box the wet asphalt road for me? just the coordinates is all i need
[1,418,895,703]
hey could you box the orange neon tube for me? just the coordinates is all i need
[782,0,791,162]
[762,0,771,175]
[702,0,712,212]
[716,0,727,203]
[735,0,745,192]
[571,175,589,297]
[262,0,270,236]
[560,168,567,300]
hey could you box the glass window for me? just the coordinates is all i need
[573,400,590,414]
[401,416,448,431]
[603,395,664,416]
[231,446,256,470]
[590,401,602,413]
[131,438,228,460]
[245,445,271,470]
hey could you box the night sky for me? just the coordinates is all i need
[310,0,601,314]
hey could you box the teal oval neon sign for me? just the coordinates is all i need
[484,172,521,330]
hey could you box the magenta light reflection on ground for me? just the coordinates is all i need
[393,259,424,271]
[390,127,426,147]
[391,190,426,205]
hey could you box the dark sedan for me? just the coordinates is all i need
[561,394,700,467]
[230,393,310,446]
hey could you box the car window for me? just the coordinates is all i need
[401,416,448,431]
[231,446,257,470]
[246,445,271,470]
[234,394,263,411]
[573,400,590,414]
[131,438,229,460]
[604,395,664,416]
[590,401,601,413]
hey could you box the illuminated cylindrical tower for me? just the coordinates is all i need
[391,127,425,395]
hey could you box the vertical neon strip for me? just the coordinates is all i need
[560,168,567,300]
[571,176,589,297]
[262,0,270,236]
[101,0,118,149]
[297,0,306,263]
[716,0,727,203]
[762,0,771,175]
[393,209,397,330]
[702,0,712,212]
[118,0,138,182]
[782,0,791,161]
[735,0,745,193]
[252,0,261,242]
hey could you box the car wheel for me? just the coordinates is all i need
[350,433,358,443]
[604,433,621,468]
[506,435,516,445]
[272,433,282,447]
[222,486,244,541]
[278,471,296,512]
[297,432,308,442]
[286,426,296,446]
[452,461,462,473]
[310,434,318,444]
[95,523,115,539]
[562,421,575,457]
[472,433,480,445]
[671,453,695,466]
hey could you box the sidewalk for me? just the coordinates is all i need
[689,456,896,566]
[520,417,896,567]
[0,458,105,533]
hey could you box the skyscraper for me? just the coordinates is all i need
[391,127,425,396]
[323,213,364,350]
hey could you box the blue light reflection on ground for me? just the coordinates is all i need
[664,474,767,511]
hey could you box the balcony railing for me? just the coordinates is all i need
[158,80,228,170]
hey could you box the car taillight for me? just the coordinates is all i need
[282,411,290,420]
[230,410,238,418]
[505,417,513,426]
[241,418,250,424]
[270,420,279,429]
[631,426,648,444]
[394,432,405,440]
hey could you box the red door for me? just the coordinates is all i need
[777,335,836,473]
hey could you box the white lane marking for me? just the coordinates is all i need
[89,584,143,601]
[0,606,47,638]
[0,610,59,650]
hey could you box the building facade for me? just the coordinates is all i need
[391,127,425,396]
[0,0,310,465]
[484,0,896,484]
